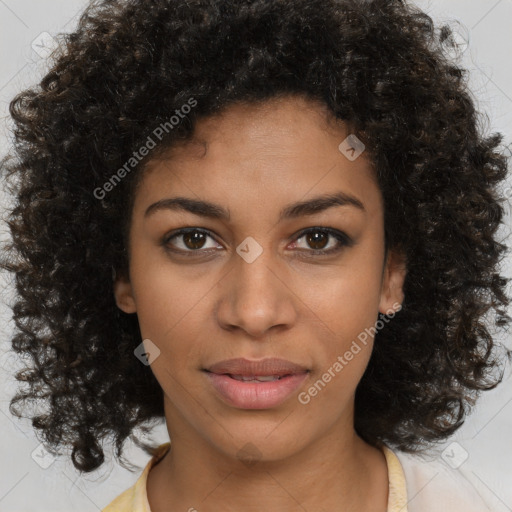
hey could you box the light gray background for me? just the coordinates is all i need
[1,1,511,511]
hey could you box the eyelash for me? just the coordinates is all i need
[162,227,353,258]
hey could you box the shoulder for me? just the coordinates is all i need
[102,442,171,512]
[102,486,138,512]
[393,448,493,512]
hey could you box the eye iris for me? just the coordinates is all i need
[176,230,336,252]
[183,231,206,250]
[307,231,328,250]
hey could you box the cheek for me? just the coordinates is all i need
[131,266,210,405]
[299,275,381,411]
[301,251,383,389]
[305,257,384,339]
[129,237,211,331]
[128,257,215,379]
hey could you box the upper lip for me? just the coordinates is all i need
[205,357,309,377]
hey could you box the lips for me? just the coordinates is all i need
[203,358,309,409]
[205,357,309,377]
[230,375,283,382]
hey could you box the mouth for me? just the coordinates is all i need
[222,374,293,382]
[204,357,309,377]
[202,358,309,409]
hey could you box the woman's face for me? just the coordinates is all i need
[114,95,406,462]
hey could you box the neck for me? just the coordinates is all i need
[147,407,389,512]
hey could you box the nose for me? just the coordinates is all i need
[215,242,298,338]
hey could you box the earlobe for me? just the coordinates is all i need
[113,275,137,314]
[378,249,407,316]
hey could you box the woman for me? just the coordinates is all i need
[1,0,510,510]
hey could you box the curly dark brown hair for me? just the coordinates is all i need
[1,0,511,474]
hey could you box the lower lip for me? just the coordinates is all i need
[204,371,309,409]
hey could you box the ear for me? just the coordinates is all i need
[113,272,137,314]
[378,248,407,315]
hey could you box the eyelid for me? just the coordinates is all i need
[291,227,354,255]
[293,226,353,245]
[162,226,353,256]
[162,227,223,250]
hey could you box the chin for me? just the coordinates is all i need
[207,417,314,464]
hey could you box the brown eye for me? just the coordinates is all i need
[163,228,222,255]
[304,231,329,250]
[292,227,353,255]
[182,231,207,250]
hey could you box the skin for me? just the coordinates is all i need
[114,95,407,512]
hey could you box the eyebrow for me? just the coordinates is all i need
[144,191,365,221]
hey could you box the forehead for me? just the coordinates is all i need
[149,96,355,163]
[135,95,382,220]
